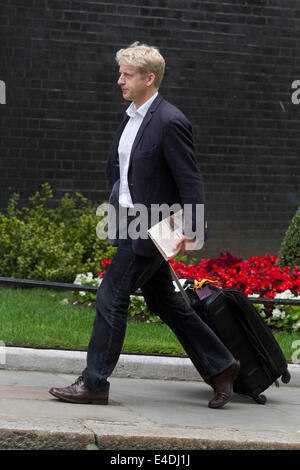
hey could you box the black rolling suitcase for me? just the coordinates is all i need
[184,279,291,404]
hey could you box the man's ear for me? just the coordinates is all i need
[146,73,156,87]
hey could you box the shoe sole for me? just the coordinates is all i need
[49,390,108,405]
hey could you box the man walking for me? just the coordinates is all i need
[49,42,239,409]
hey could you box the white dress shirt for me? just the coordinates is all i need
[118,91,158,208]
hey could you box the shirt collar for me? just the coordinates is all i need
[126,91,158,118]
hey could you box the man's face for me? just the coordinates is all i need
[117,64,152,106]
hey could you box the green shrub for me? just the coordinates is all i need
[0,183,116,282]
[278,206,300,267]
[73,273,162,323]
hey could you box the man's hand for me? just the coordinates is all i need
[174,235,196,255]
[169,215,196,255]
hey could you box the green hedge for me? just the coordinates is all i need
[279,206,300,268]
[0,183,116,282]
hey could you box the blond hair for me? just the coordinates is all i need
[115,42,165,88]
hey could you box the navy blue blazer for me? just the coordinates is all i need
[106,93,207,257]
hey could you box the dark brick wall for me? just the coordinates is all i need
[1,0,300,259]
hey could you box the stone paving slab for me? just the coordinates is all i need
[0,370,299,450]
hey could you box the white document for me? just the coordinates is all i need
[147,209,202,261]
[147,209,203,307]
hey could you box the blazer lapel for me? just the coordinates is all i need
[128,93,163,173]
[106,112,130,183]
[130,112,152,158]
[114,112,130,149]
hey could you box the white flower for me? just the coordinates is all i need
[74,272,102,286]
[74,273,85,284]
[272,308,285,319]
[292,321,300,331]
[275,290,294,299]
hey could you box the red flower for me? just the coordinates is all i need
[97,257,112,278]
[97,253,300,298]
[169,253,300,298]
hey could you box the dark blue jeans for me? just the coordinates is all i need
[82,238,234,394]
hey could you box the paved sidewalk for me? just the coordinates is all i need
[0,347,299,450]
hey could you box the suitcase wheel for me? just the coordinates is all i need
[252,393,267,405]
[281,369,291,384]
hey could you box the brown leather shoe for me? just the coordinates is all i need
[208,360,240,409]
[49,376,108,405]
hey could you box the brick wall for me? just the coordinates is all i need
[1,0,299,259]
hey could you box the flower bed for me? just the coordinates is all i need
[170,253,299,298]
[74,253,300,331]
